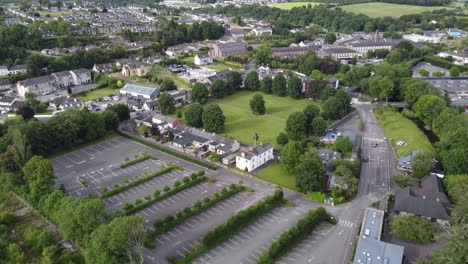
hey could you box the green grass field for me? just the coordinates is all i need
[209,91,319,147]
[268,2,324,10]
[256,162,298,191]
[76,86,118,101]
[374,108,434,158]
[340,3,455,18]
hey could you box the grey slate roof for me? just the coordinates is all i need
[21,75,54,86]
[216,42,246,54]
[121,84,160,96]
[237,143,273,160]
[0,96,16,104]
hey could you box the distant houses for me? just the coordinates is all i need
[0,64,27,77]
[209,42,247,58]
[194,54,213,66]
[121,62,152,77]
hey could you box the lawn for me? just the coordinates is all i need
[256,162,298,191]
[152,65,190,89]
[75,86,118,101]
[268,2,324,10]
[341,3,455,18]
[374,108,434,158]
[209,91,319,147]
[205,64,230,71]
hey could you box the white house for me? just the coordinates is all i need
[70,69,92,85]
[194,54,213,66]
[236,143,273,172]
[0,66,8,76]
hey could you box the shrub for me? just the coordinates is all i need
[113,184,119,188]
[214,192,220,198]
[163,186,171,192]
[183,177,190,183]
[164,215,175,223]
[204,197,211,203]
[183,207,192,214]
[190,173,198,180]
[144,195,151,200]
[308,192,327,203]
[221,187,227,194]
[173,181,181,188]
[123,202,134,211]
[194,200,202,208]
[393,174,414,188]
[135,199,142,205]
[176,211,183,219]
[123,178,129,184]
[229,184,236,190]
[154,219,164,228]
[102,186,108,193]
[154,190,161,197]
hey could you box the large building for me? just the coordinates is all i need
[345,38,400,55]
[236,143,273,172]
[121,62,152,77]
[17,75,56,97]
[120,84,160,100]
[403,34,440,44]
[209,42,247,58]
[353,208,404,264]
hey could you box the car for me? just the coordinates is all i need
[362,156,369,162]
[372,143,378,148]
[135,112,141,116]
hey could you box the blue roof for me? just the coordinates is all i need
[120,84,160,96]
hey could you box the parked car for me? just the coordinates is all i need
[362,156,369,162]
[372,143,378,148]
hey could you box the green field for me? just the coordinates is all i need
[374,108,434,158]
[256,162,298,191]
[209,91,319,147]
[269,2,324,10]
[340,3,454,18]
[76,86,118,101]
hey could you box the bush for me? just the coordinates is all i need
[391,215,439,244]
[154,190,161,197]
[164,215,175,224]
[163,186,171,192]
[393,174,414,188]
[119,153,156,169]
[123,202,134,211]
[195,200,202,208]
[101,186,108,193]
[144,195,151,200]
[203,197,211,203]
[135,199,142,205]
[173,181,181,188]
[308,192,327,203]
[183,177,190,183]
[183,207,192,214]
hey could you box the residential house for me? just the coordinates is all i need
[70,69,92,85]
[121,62,152,77]
[236,143,273,172]
[317,149,342,176]
[0,96,23,112]
[142,100,158,111]
[209,42,247,58]
[0,79,11,90]
[93,63,114,73]
[49,96,84,110]
[194,54,213,66]
[394,175,451,224]
[438,48,468,65]
[126,98,144,111]
[228,28,245,39]
[398,150,423,172]
[251,26,273,36]
[353,208,404,264]
[172,125,213,150]
[168,90,189,107]
[17,75,56,97]
[0,66,8,77]
[151,113,180,132]
[120,84,159,100]
[7,65,27,75]
[51,71,74,88]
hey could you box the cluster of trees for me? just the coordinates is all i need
[391,215,439,244]
[0,24,42,65]
[184,103,226,133]
[329,159,360,203]
[208,72,243,98]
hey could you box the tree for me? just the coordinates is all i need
[210,79,225,98]
[102,110,119,131]
[139,125,149,137]
[202,104,225,132]
[244,71,260,91]
[255,45,272,66]
[378,76,395,100]
[272,74,287,97]
[22,155,56,201]
[286,112,307,140]
[225,72,242,95]
[401,79,438,106]
[386,49,404,64]
[391,215,438,244]
[413,95,447,126]
[440,148,468,175]
[9,128,31,169]
[260,76,272,94]
[287,76,302,99]
[449,67,460,77]
[249,94,266,115]
[191,83,209,104]
[333,136,353,153]
[324,32,336,44]
[281,142,303,174]
[295,151,326,192]
[160,78,177,91]
[335,90,352,115]
[276,132,288,146]
[412,152,433,178]
[393,174,414,188]
[105,104,130,121]
[16,105,35,119]
[158,92,175,115]
[185,103,204,127]
[303,104,320,135]
[320,85,335,101]
[418,69,429,77]
[321,97,344,120]
[85,216,147,264]
[311,116,327,136]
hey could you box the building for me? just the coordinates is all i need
[0,79,11,90]
[251,26,273,36]
[317,149,342,176]
[167,90,189,107]
[319,46,359,60]
[271,46,318,58]
[93,63,114,73]
[0,66,9,76]
[353,208,404,264]
[345,38,400,55]
[236,143,273,172]
[0,65,27,76]
[121,62,152,77]
[17,75,56,97]
[403,34,440,44]
[194,54,213,66]
[120,84,160,100]
[438,48,468,65]
[0,96,23,112]
[397,150,423,172]
[70,69,92,85]
[394,175,451,224]
[49,96,84,110]
[423,78,468,101]
[209,42,247,58]
[51,71,74,88]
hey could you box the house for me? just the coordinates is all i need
[168,90,189,107]
[398,150,423,172]
[126,98,144,111]
[394,175,451,224]
[120,84,159,100]
[194,54,213,66]
[438,48,468,65]
[0,79,11,90]
[423,78,468,101]
[228,28,245,38]
[70,69,92,85]
[121,62,151,77]
[93,63,114,73]
[51,71,74,88]
[7,65,27,75]
[49,96,83,110]
[236,143,273,172]
[251,26,273,36]
[317,149,342,176]
[209,42,247,58]
[17,75,56,97]
[151,113,180,132]
[353,208,404,264]
[0,96,23,112]
[142,100,158,111]
[0,66,9,76]
[172,127,213,149]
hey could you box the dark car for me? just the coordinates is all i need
[372,143,378,148]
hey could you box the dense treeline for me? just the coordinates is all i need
[311,0,451,6]
[0,24,42,64]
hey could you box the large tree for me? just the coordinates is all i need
[391,215,438,244]
[191,83,209,104]
[249,94,266,115]
[255,45,272,66]
[22,155,56,201]
[295,150,326,192]
[160,78,177,91]
[9,128,31,169]
[412,152,433,178]
[287,75,302,99]
[210,79,225,98]
[102,110,119,131]
[335,90,352,115]
[321,97,344,120]
[285,112,307,140]
[281,142,303,174]
[272,74,287,97]
[16,105,35,119]
[303,104,320,135]
[311,116,327,136]
[158,92,175,115]
[401,79,438,106]
[185,103,204,128]
[413,95,447,126]
[320,85,335,101]
[324,32,336,44]
[260,76,272,94]
[225,71,242,95]
[106,104,130,121]
[202,104,225,132]
[244,71,260,91]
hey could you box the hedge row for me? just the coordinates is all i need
[117,131,217,170]
[119,153,157,169]
[423,55,468,72]
[258,207,333,263]
[167,190,284,264]
[100,165,181,198]
[148,184,244,240]
[122,173,208,215]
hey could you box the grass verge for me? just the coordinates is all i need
[119,153,157,169]
[256,162,298,191]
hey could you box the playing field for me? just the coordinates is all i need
[76,86,118,101]
[374,108,435,158]
[340,3,454,18]
[268,2,324,10]
[209,91,319,147]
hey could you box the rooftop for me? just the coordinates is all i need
[121,84,160,96]
[237,143,273,160]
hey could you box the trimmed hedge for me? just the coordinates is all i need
[147,184,244,240]
[119,153,157,169]
[117,131,217,170]
[423,55,468,72]
[122,173,208,215]
[101,165,181,198]
[168,190,284,264]
[258,207,333,263]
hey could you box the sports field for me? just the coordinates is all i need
[340,3,454,18]
[269,2,324,10]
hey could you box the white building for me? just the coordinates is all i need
[0,66,9,76]
[194,54,213,66]
[403,33,440,44]
[438,48,468,65]
[17,75,56,97]
[120,84,160,100]
[236,143,273,172]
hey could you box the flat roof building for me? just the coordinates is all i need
[120,84,160,100]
